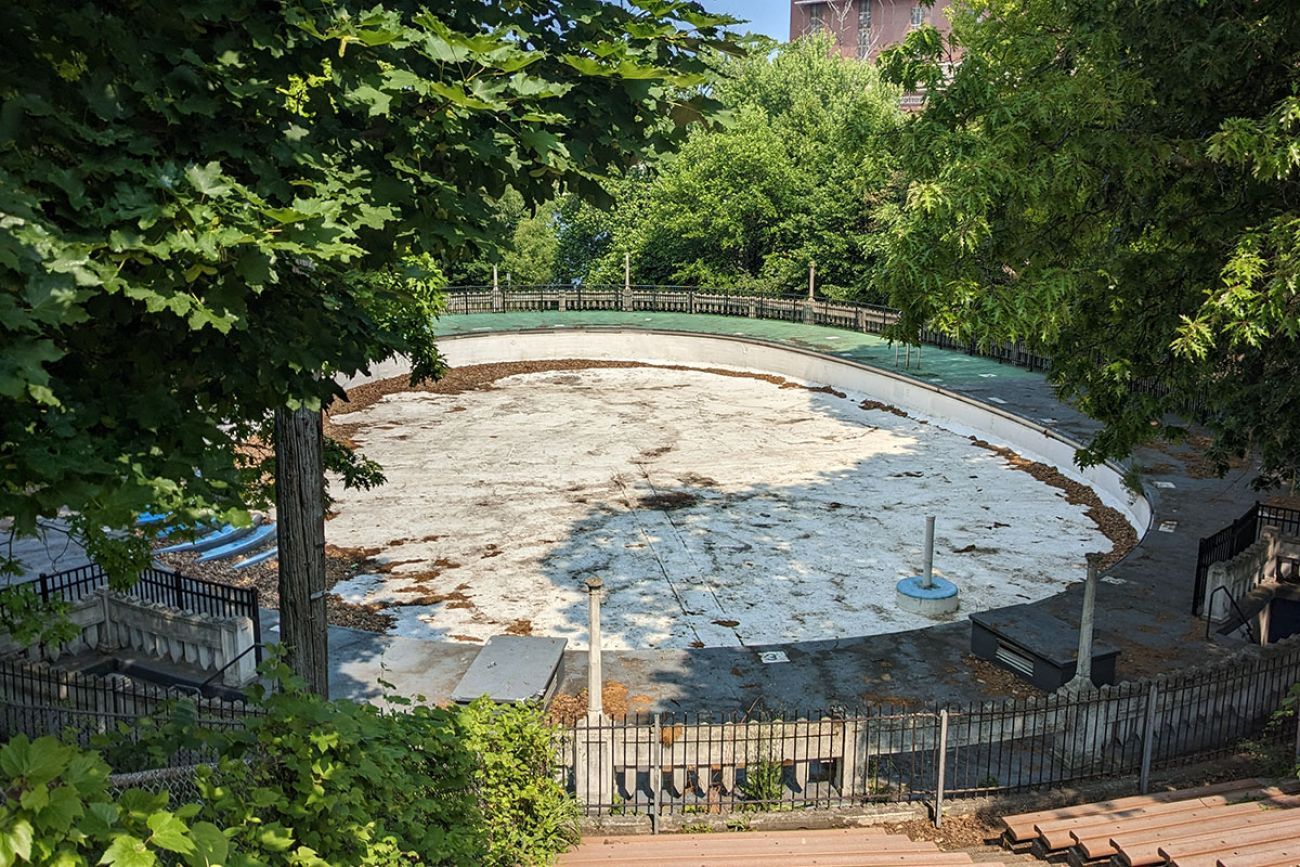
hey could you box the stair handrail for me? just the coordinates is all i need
[199,642,270,692]
[1205,586,1257,644]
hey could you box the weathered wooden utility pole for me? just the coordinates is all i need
[274,404,330,696]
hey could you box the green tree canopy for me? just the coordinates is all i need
[575,35,903,296]
[0,1,739,578]
[878,0,1300,488]
[443,189,562,286]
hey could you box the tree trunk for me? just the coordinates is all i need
[274,405,329,696]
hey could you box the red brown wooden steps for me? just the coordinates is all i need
[1000,780,1266,844]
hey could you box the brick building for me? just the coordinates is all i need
[789,0,954,62]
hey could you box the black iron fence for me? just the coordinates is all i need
[442,284,1053,372]
[3,635,1296,817]
[0,657,260,757]
[562,643,1300,817]
[7,563,262,660]
[1193,502,1300,615]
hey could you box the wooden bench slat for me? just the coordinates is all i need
[1169,837,1299,867]
[1154,811,1300,863]
[1074,788,1300,859]
[557,832,956,865]
[1040,784,1298,852]
[1114,799,1300,858]
[576,829,889,845]
[561,839,936,858]
[561,852,977,867]
[1000,779,1266,842]
[1210,839,1300,867]
[1040,795,1240,851]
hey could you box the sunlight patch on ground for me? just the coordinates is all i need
[328,367,1107,649]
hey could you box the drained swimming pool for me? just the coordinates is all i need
[326,332,1140,650]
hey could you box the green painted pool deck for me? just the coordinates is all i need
[435,311,1042,387]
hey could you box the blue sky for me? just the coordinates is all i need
[702,1,789,41]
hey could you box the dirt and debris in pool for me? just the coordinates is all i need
[324,359,859,448]
[966,436,1137,570]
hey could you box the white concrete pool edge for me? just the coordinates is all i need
[339,328,1153,537]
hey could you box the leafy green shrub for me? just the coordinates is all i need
[89,701,214,774]
[9,664,583,865]
[0,734,227,867]
[196,667,485,866]
[741,748,785,809]
[460,699,580,867]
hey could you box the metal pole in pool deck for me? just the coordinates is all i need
[922,515,936,590]
[586,576,603,719]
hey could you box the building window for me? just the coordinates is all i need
[857,2,872,58]
[808,3,824,35]
[910,5,925,28]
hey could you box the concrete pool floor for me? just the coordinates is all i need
[326,365,1110,650]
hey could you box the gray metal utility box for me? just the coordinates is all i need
[970,604,1119,691]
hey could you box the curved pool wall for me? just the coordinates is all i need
[342,327,1152,537]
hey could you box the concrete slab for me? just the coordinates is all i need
[260,610,480,706]
[451,635,565,704]
[6,311,1264,713]
[3,518,92,583]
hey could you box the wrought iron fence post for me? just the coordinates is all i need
[250,588,264,665]
[651,712,662,834]
[934,709,948,828]
[172,569,187,612]
[1294,698,1300,767]
[38,572,49,604]
[1139,682,1159,794]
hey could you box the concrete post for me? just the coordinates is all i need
[1205,562,1229,621]
[1139,682,1159,794]
[586,576,603,718]
[803,261,816,324]
[834,717,859,797]
[491,264,502,312]
[575,576,613,811]
[1066,555,1101,692]
[922,516,936,590]
[621,252,633,311]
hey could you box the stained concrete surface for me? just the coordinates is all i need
[327,366,1109,650]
